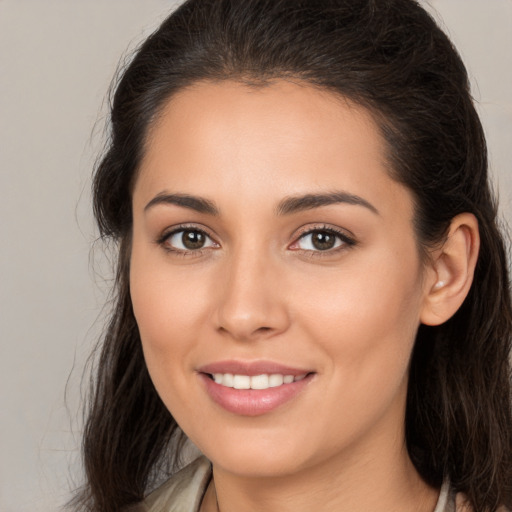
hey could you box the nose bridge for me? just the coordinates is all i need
[215,241,289,341]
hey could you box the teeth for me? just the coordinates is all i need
[269,374,283,387]
[211,373,307,390]
[251,374,269,389]
[233,375,251,389]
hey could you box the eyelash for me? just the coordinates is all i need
[291,225,357,257]
[156,224,356,257]
[156,224,218,257]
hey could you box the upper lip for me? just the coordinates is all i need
[197,360,313,377]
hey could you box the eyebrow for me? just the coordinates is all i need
[276,191,379,216]
[144,190,379,217]
[144,193,219,215]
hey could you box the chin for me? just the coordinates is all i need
[208,449,310,478]
[192,424,331,479]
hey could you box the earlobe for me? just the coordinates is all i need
[420,213,480,326]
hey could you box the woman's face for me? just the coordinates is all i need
[130,80,432,478]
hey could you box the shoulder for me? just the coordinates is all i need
[454,492,509,512]
[141,456,212,512]
[436,481,509,512]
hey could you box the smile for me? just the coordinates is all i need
[210,373,308,390]
[198,362,315,416]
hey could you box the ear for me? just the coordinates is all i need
[420,213,480,326]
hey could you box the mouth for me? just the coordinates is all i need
[197,361,315,416]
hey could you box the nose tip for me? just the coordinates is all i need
[217,320,277,342]
[214,259,289,342]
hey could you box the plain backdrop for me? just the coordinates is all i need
[0,1,511,511]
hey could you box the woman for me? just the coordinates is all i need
[73,0,512,511]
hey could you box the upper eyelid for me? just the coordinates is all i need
[293,224,356,242]
[158,223,216,240]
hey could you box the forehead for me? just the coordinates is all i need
[134,79,410,218]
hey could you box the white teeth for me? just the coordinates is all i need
[250,374,269,389]
[211,373,307,390]
[233,375,251,389]
[269,374,284,387]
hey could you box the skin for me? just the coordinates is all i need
[129,80,471,512]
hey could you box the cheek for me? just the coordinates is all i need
[129,252,210,422]
[129,242,202,381]
[290,253,423,449]
[295,246,424,378]
[131,276,202,345]
[130,238,211,342]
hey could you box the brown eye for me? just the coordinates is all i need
[182,230,206,249]
[310,231,337,250]
[164,228,217,252]
[294,229,353,252]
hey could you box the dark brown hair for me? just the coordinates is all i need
[72,1,512,511]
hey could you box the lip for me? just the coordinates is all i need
[197,360,315,416]
[198,360,311,377]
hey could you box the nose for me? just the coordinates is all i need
[214,249,290,342]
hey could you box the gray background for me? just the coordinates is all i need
[0,1,510,511]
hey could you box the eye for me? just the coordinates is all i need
[163,228,217,252]
[292,228,355,252]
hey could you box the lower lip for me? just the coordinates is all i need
[199,373,313,416]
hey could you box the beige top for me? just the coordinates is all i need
[138,456,497,512]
